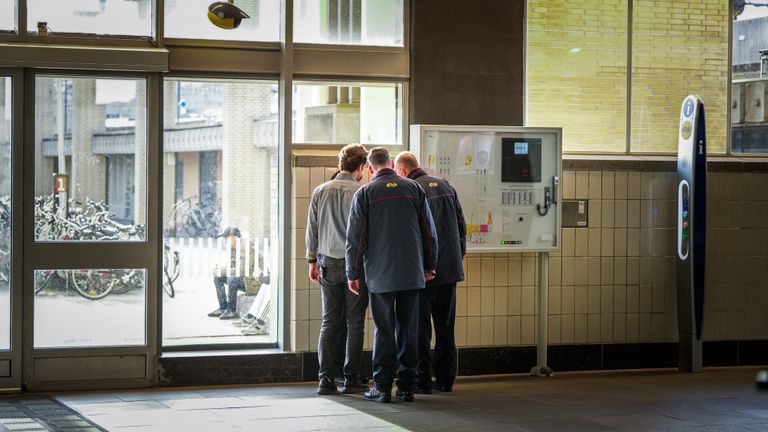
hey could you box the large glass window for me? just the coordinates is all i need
[34,76,147,242]
[27,0,153,37]
[34,269,146,348]
[1,77,11,350]
[162,78,279,346]
[165,0,279,42]
[293,81,402,145]
[294,0,404,46]
[732,4,768,153]
[0,0,14,32]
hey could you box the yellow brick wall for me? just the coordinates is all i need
[527,0,729,154]
[630,0,729,153]
[527,0,629,153]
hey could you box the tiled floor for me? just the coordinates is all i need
[4,367,768,432]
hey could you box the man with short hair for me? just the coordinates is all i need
[395,151,466,393]
[346,147,438,403]
[306,143,370,395]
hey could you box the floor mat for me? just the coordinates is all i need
[0,398,106,432]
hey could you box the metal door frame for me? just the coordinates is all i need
[0,68,24,393]
[21,69,162,391]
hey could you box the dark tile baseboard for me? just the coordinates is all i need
[157,340,768,387]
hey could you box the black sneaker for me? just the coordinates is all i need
[395,389,415,402]
[341,378,368,394]
[317,378,338,395]
[219,310,238,320]
[333,376,345,388]
[207,308,226,317]
[363,388,391,403]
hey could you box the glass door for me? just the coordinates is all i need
[0,70,21,392]
[23,71,160,391]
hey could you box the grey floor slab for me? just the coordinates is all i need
[2,366,766,432]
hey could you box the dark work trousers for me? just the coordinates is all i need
[417,283,457,386]
[317,257,368,382]
[369,289,420,392]
[213,276,245,312]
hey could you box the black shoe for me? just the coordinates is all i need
[219,310,238,320]
[317,378,338,395]
[333,376,345,388]
[363,388,391,403]
[207,308,226,317]
[341,378,369,394]
[396,389,415,402]
[433,381,454,392]
[414,384,432,394]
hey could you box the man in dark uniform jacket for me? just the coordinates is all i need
[346,147,438,403]
[395,151,466,393]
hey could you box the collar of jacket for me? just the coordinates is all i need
[372,167,397,180]
[407,168,428,180]
[335,171,357,181]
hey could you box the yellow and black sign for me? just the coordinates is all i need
[681,121,692,140]
[386,182,398,188]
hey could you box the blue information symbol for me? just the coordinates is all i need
[683,99,695,118]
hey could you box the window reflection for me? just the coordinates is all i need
[1,77,11,350]
[27,0,153,36]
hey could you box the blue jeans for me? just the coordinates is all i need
[214,276,245,312]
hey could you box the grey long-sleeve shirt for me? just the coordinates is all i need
[305,171,362,261]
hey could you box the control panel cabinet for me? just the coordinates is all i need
[410,125,562,253]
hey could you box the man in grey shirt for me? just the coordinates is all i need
[306,144,369,395]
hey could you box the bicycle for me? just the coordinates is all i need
[35,269,117,300]
[162,241,180,298]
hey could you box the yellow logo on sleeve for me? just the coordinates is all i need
[386,182,398,188]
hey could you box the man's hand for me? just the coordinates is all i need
[425,270,436,281]
[308,262,320,284]
[348,279,361,295]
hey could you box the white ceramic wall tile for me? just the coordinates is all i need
[588,314,601,343]
[508,259,522,286]
[548,315,562,344]
[574,286,588,314]
[615,172,628,200]
[588,285,601,314]
[467,317,481,346]
[508,316,522,346]
[613,285,627,314]
[456,286,468,317]
[639,285,653,313]
[309,167,326,191]
[295,320,310,352]
[589,171,602,199]
[575,171,589,198]
[521,286,535,316]
[602,200,615,228]
[494,316,508,345]
[574,257,589,285]
[601,172,615,199]
[521,316,536,345]
[481,287,495,316]
[494,287,508,315]
[574,314,588,343]
[455,317,467,346]
[468,257,482,287]
[467,287,481,316]
[294,197,310,229]
[562,285,575,314]
[294,167,311,198]
[494,258,509,286]
[562,229,575,256]
[293,289,310,321]
[561,314,575,343]
[575,229,589,257]
[549,257,562,286]
[614,257,627,285]
[613,314,626,343]
[508,286,522,316]
[615,200,628,228]
[589,228,601,257]
[522,258,536,285]
[639,313,652,341]
[627,172,641,199]
[601,314,614,343]
[481,316,494,345]
[601,229,614,257]
[601,258,614,287]
[562,257,575,286]
[601,285,614,314]
[627,200,640,228]
[563,171,576,199]
[481,258,495,287]
[588,257,601,286]
[626,313,639,342]
[549,285,562,315]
